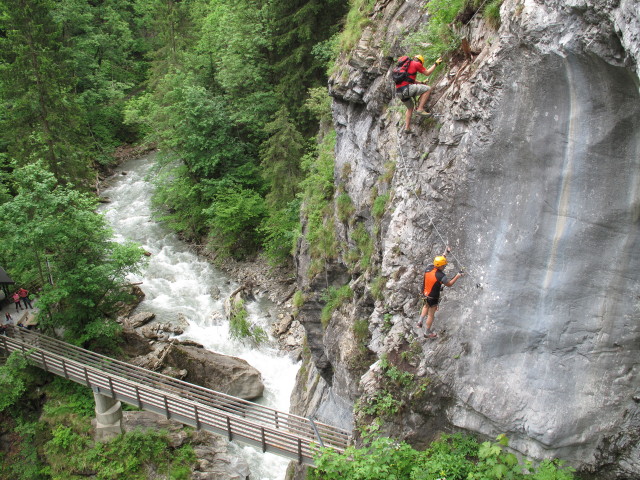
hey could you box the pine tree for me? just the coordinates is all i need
[260,106,306,208]
[0,0,91,183]
[266,0,347,124]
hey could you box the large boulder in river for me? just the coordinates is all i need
[163,344,264,400]
[126,311,155,329]
[119,327,153,358]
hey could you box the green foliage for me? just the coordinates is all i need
[300,130,338,277]
[138,69,265,253]
[379,353,414,388]
[0,0,90,182]
[293,290,306,310]
[382,312,393,333]
[370,275,386,300]
[228,298,268,345]
[310,435,418,480]
[42,377,96,419]
[320,284,353,327]
[260,199,301,266]
[356,390,401,418]
[403,0,465,61]
[1,0,346,269]
[305,85,334,126]
[0,0,151,182]
[261,107,306,208]
[336,192,356,223]
[0,351,31,412]
[0,163,145,343]
[205,185,268,259]
[150,162,210,240]
[372,192,390,220]
[265,0,347,127]
[484,0,504,28]
[44,427,196,479]
[338,0,376,53]
[127,0,346,261]
[1,420,49,480]
[0,373,195,479]
[350,222,374,270]
[380,161,396,184]
[403,0,503,61]
[352,317,370,347]
[311,434,578,480]
[195,0,277,130]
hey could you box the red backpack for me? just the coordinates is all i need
[392,56,412,85]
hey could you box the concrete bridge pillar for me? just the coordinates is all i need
[93,388,124,441]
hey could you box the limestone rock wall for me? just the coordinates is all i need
[292,0,640,478]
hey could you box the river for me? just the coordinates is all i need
[98,153,299,479]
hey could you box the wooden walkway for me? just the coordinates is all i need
[0,326,350,465]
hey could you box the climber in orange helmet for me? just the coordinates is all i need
[417,247,463,339]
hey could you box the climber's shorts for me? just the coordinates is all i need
[422,296,439,307]
[397,84,431,104]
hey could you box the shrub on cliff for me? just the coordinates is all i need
[310,433,576,480]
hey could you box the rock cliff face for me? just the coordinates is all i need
[292,0,640,478]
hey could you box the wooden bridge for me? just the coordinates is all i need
[0,326,350,466]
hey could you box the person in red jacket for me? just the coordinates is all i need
[395,55,441,133]
[12,292,22,312]
[417,248,463,338]
[17,288,32,309]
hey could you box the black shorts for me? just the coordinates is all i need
[422,296,439,307]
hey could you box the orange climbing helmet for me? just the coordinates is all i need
[433,256,448,268]
[414,54,425,64]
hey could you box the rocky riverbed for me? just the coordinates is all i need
[114,255,300,480]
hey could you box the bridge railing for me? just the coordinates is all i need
[1,327,350,465]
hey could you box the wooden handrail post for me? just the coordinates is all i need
[108,377,116,399]
[194,404,201,430]
[226,416,233,441]
[163,395,171,419]
[135,385,142,408]
[41,351,48,372]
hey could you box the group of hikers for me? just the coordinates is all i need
[11,287,33,311]
[1,288,34,334]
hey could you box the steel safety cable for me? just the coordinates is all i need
[389,66,483,286]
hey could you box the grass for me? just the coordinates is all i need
[372,193,390,220]
[338,0,377,53]
[228,298,268,345]
[320,285,353,328]
[300,130,338,280]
